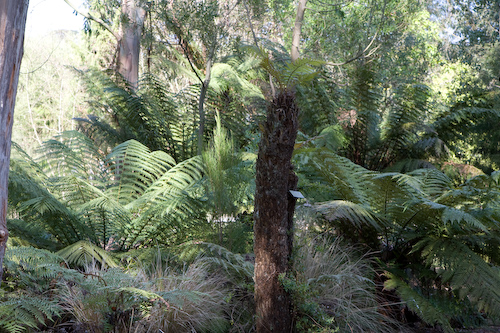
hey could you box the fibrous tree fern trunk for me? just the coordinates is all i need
[254,90,299,332]
[0,0,29,281]
[254,1,307,331]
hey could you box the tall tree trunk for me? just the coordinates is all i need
[254,90,299,332]
[291,0,307,62]
[254,1,307,331]
[197,50,215,155]
[117,0,145,89]
[0,0,29,281]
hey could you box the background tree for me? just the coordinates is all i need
[64,0,146,87]
[0,0,29,281]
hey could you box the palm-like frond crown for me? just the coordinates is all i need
[9,131,206,250]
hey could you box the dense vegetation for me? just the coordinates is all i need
[4,0,500,332]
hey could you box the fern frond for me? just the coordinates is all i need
[57,240,118,268]
[9,170,89,245]
[384,272,453,332]
[314,200,385,231]
[0,296,61,333]
[106,140,176,203]
[416,237,500,317]
[178,241,254,282]
[38,130,105,178]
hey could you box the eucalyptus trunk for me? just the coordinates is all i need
[254,90,299,332]
[117,0,145,89]
[0,0,29,281]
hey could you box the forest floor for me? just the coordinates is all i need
[456,328,500,332]
[425,327,500,332]
[404,325,500,332]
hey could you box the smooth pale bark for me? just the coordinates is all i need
[117,0,146,89]
[291,0,307,62]
[0,0,29,281]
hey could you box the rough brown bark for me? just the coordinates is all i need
[117,0,145,89]
[254,90,299,332]
[0,0,29,281]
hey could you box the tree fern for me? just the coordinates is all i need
[0,296,61,333]
[9,132,211,250]
[384,272,454,332]
[178,241,254,283]
[297,146,500,328]
[57,240,118,268]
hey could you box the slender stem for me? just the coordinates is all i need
[291,0,308,63]
[63,0,119,41]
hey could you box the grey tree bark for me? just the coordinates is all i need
[0,0,29,281]
[63,0,145,89]
[117,0,146,89]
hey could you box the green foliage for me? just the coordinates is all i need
[12,0,500,331]
[57,240,119,268]
[202,111,255,245]
[245,45,324,89]
[1,247,76,332]
[76,70,198,161]
[77,63,263,160]
[0,296,61,333]
[2,245,236,332]
[296,147,500,328]
[9,131,206,250]
[177,241,256,331]
[295,77,340,137]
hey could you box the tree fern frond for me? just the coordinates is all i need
[52,175,105,209]
[6,219,59,250]
[106,139,176,203]
[314,200,385,231]
[9,173,88,245]
[73,114,126,152]
[434,107,500,129]
[4,246,83,287]
[178,241,254,282]
[57,240,118,268]
[0,296,61,333]
[296,148,377,205]
[384,272,453,332]
[408,168,453,198]
[416,237,500,316]
[38,130,105,178]
[242,44,323,88]
[138,155,204,203]
[209,63,263,98]
[78,195,133,248]
[5,246,64,267]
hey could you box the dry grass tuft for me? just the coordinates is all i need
[295,234,399,332]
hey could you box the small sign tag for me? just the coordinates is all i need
[289,190,305,199]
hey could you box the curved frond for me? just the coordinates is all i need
[57,240,118,268]
[417,237,500,316]
[106,139,176,203]
[314,200,385,231]
[0,296,61,333]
